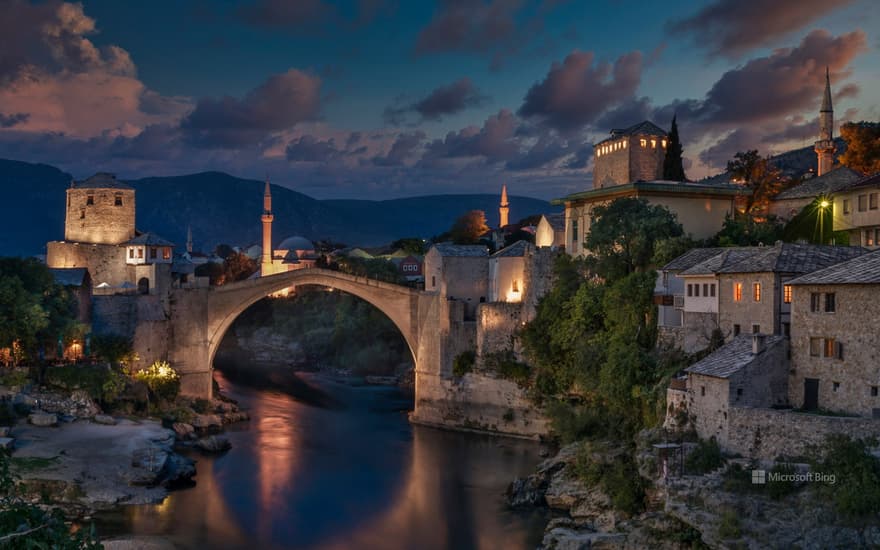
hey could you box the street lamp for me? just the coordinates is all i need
[818,198,831,244]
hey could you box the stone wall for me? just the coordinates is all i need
[726,407,880,460]
[410,371,549,439]
[682,311,717,353]
[476,302,523,360]
[658,326,684,350]
[790,283,880,416]
[522,247,557,321]
[593,137,631,188]
[718,272,778,338]
[65,187,136,245]
[91,295,138,337]
[629,137,665,182]
[47,242,130,287]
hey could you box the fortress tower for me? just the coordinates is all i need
[815,67,835,177]
[261,180,274,274]
[499,184,510,228]
[64,172,136,245]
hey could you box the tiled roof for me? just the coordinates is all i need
[662,248,726,272]
[685,335,785,379]
[788,249,880,285]
[680,243,867,276]
[124,232,175,247]
[49,267,89,287]
[541,212,565,231]
[773,166,862,200]
[73,172,132,190]
[431,243,489,257]
[847,171,880,191]
[552,180,742,205]
[610,120,667,138]
[492,240,532,258]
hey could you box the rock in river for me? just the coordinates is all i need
[195,435,232,453]
[28,411,58,427]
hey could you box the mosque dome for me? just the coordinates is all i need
[277,235,315,252]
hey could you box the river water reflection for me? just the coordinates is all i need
[100,371,548,549]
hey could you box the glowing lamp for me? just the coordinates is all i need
[819,200,830,208]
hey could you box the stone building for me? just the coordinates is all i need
[424,243,489,319]
[787,250,880,416]
[667,243,866,353]
[680,334,788,445]
[769,166,862,220]
[488,241,530,303]
[832,172,880,248]
[535,213,565,249]
[592,121,668,188]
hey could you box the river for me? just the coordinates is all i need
[98,370,549,549]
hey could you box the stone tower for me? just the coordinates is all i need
[261,180,274,273]
[814,67,835,177]
[64,172,136,245]
[499,184,510,228]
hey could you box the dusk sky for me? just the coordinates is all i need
[0,0,878,200]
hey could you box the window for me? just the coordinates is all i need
[640,138,647,147]
[86,194,94,205]
[431,276,436,287]
[733,282,743,302]
[162,248,171,260]
[572,219,579,247]
[114,195,123,206]
[871,193,878,210]
[651,139,657,148]
[703,283,709,296]
[810,337,822,357]
[876,229,880,246]
[736,388,743,397]
[753,282,761,302]
[137,248,143,259]
[782,322,790,337]
[694,284,700,297]
[825,292,836,313]
[710,284,716,297]
[662,139,667,148]
[80,209,85,219]
[810,292,821,312]
[783,285,792,303]
[622,140,627,148]
[700,386,706,397]
[129,248,134,259]
[752,324,760,334]
[843,199,850,214]
[872,386,878,397]
[687,284,693,297]
[859,194,867,211]
[833,382,840,392]
[866,230,876,247]
[733,324,741,336]
[150,247,157,259]
[824,338,836,357]
[662,271,668,286]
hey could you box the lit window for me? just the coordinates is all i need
[753,282,761,302]
[137,248,143,258]
[662,139,667,148]
[825,292,836,313]
[824,338,836,358]
[640,138,647,147]
[866,230,875,247]
[162,248,171,260]
[810,292,821,312]
[733,282,743,302]
[651,139,657,148]
[783,285,792,303]
[622,140,627,148]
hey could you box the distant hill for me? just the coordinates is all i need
[699,138,848,185]
[0,159,558,256]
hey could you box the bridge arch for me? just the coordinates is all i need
[205,269,423,372]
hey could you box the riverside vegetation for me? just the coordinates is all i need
[501,197,880,548]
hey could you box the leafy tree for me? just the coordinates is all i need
[449,210,490,244]
[585,198,683,279]
[214,243,236,260]
[726,150,784,215]
[223,252,258,283]
[195,261,225,285]
[662,115,687,181]
[782,196,849,245]
[91,334,137,369]
[839,121,880,175]
[713,214,785,246]
[812,435,880,518]
[390,238,427,256]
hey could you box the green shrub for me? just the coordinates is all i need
[452,350,475,377]
[44,364,127,405]
[721,462,755,494]
[483,350,531,386]
[766,463,802,500]
[91,334,137,369]
[812,434,880,518]
[0,368,29,388]
[717,509,741,539]
[133,361,181,403]
[191,398,214,414]
[572,442,646,515]
[685,438,725,474]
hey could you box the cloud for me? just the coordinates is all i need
[285,135,343,162]
[518,50,643,133]
[0,113,29,128]
[181,69,322,148]
[372,131,425,166]
[668,0,857,58]
[422,109,520,163]
[384,77,488,125]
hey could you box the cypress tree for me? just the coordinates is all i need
[663,115,687,181]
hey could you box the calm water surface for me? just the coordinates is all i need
[99,371,548,550]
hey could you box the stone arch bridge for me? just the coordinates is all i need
[167,268,446,423]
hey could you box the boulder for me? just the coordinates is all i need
[545,473,591,511]
[0,437,13,451]
[191,414,223,430]
[93,414,117,425]
[28,411,58,427]
[161,453,196,486]
[171,422,195,439]
[129,447,169,486]
[195,435,232,453]
[507,474,548,507]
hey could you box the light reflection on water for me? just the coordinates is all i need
[100,371,548,550]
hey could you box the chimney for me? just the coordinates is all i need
[752,333,766,355]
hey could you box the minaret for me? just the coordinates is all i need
[814,66,835,177]
[499,184,510,228]
[186,225,193,254]
[261,180,274,274]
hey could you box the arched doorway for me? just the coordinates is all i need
[137,277,150,295]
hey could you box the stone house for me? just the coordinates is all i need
[488,241,531,303]
[832,172,880,248]
[535,213,565,250]
[424,243,489,319]
[672,243,866,352]
[592,120,668,188]
[787,250,880,416]
[769,166,862,220]
[682,334,789,446]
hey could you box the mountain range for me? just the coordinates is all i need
[0,159,558,256]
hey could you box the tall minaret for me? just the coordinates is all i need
[261,180,274,274]
[186,225,193,254]
[815,66,835,177]
[499,184,510,228]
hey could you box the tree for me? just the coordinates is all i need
[713,214,785,246]
[662,115,687,181]
[390,238,427,256]
[223,252,258,283]
[584,198,683,280]
[726,150,784,215]
[839,121,880,175]
[449,210,490,244]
